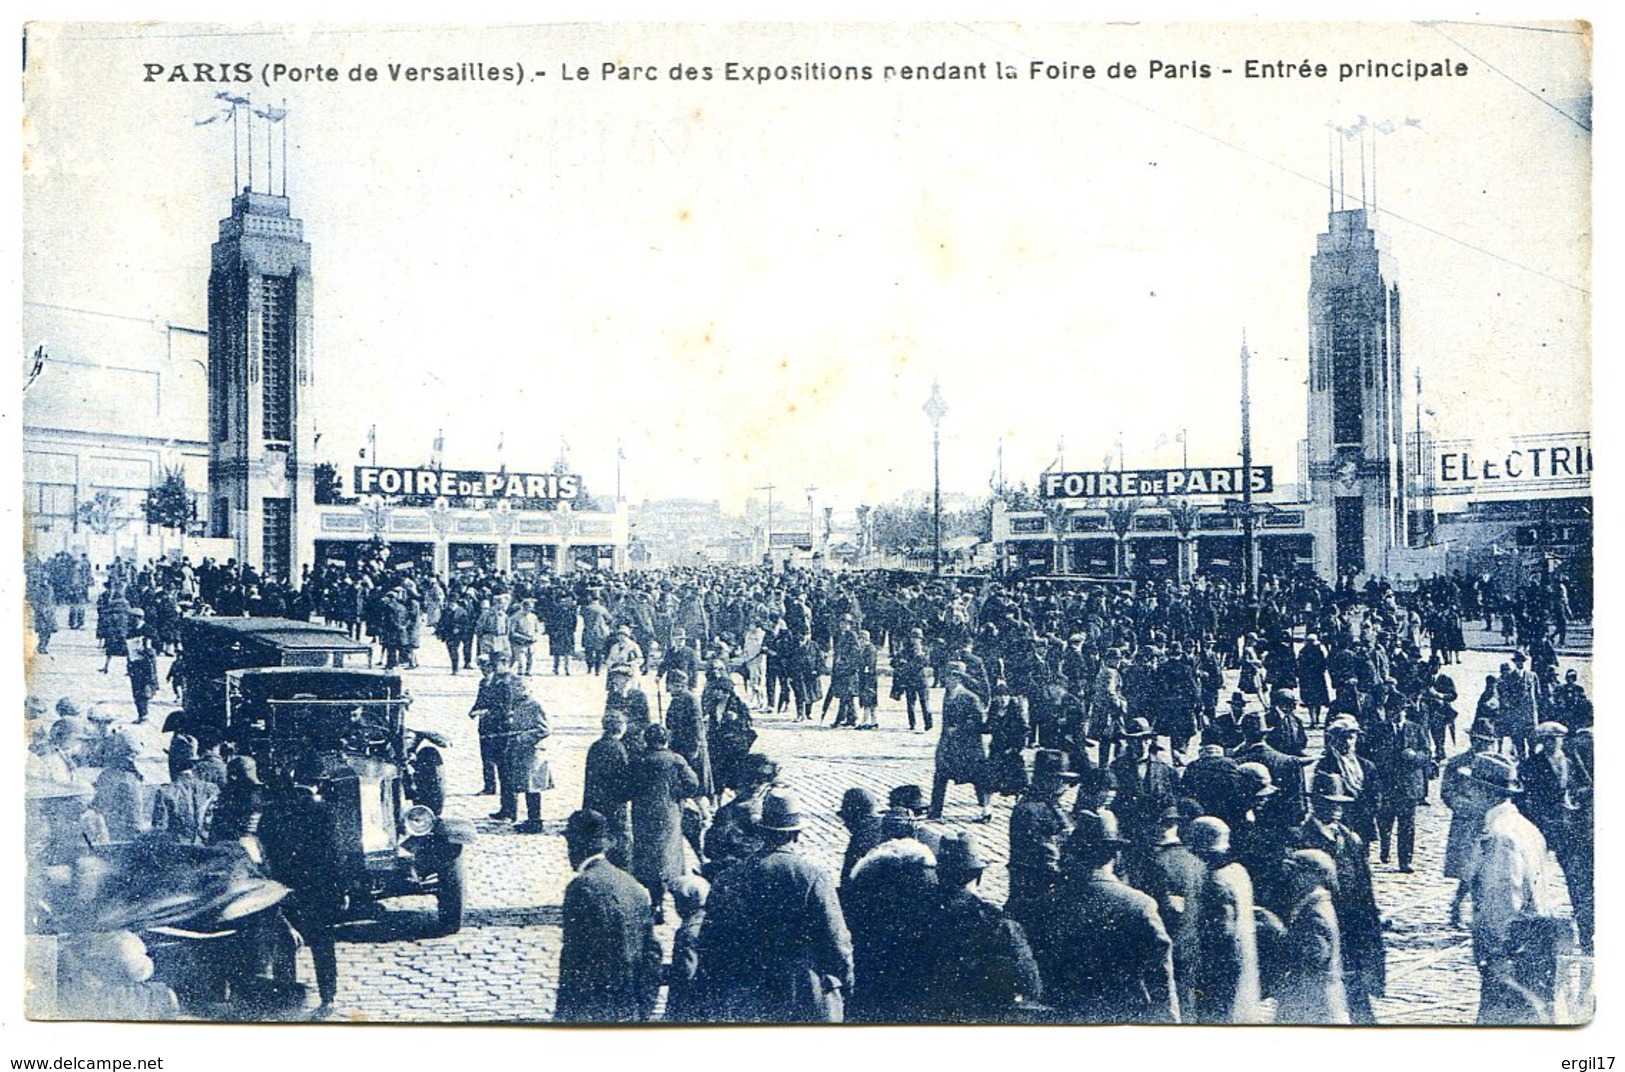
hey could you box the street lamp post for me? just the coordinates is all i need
[805,485,818,560]
[1240,336,1258,599]
[756,483,776,564]
[923,380,948,577]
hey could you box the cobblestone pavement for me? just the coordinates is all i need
[25,624,1587,1025]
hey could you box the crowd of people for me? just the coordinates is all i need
[543,619,1591,1025]
[23,547,1591,1024]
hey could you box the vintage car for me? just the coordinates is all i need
[221,666,475,933]
[171,616,374,745]
[167,616,473,933]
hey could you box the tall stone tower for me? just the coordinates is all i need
[207,190,316,581]
[1305,206,1408,581]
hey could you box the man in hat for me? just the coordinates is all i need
[664,669,714,804]
[127,634,159,725]
[629,724,699,922]
[1368,696,1433,872]
[257,759,344,1015]
[604,663,653,758]
[501,693,552,834]
[1234,710,1310,832]
[508,597,540,676]
[150,735,220,847]
[1315,716,1378,846]
[837,787,884,887]
[1228,761,1297,917]
[1496,653,1539,759]
[1141,801,1206,1017]
[1274,848,1351,1024]
[888,784,942,854]
[1523,722,1576,850]
[1266,687,1309,757]
[1204,691,1248,753]
[1550,668,1589,729]
[1291,771,1385,1023]
[1186,816,1264,1024]
[929,662,992,823]
[584,709,635,869]
[660,626,700,692]
[1108,716,1178,878]
[1296,633,1332,728]
[698,788,854,1022]
[823,613,862,726]
[1442,718,1502,883]
[1089,649,1130,764]
[544,588,578,676]
[1005,749,1076,936]
[556,809,662,1023]
[1156,641,1203,759]
[924,830,1042,1023]
[1030,810,1178,1023]
[702,753,779,876]
[1451,754,1561,1024]
[892,626,933,732]
[469,651,521,802]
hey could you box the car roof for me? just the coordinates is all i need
[184,616,371,651]
[229,666,402,682]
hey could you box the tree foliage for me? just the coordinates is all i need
[78,491,128,535]
[868,502,987,554]
[314,461,350,505]
[144,467,197,534]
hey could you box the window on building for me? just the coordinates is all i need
[25,482,77,532]
[1331,300,1365,446]
[263,498,291,581]
[261,275,293,443]
[1335,497,1365,576]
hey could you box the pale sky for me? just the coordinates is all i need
[22,21,1591,515]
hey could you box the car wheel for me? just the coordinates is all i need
[435,854,466,935]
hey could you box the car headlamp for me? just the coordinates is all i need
[403,805,437,838]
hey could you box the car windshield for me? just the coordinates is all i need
[264,696,403,757]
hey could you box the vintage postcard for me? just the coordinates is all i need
[18,17,1594,1055]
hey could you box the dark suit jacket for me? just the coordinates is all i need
[556,857,661,1022]
[1031,870,1177,1023]
[1109,753,1179,845]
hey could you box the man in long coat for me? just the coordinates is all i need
[556,809,662,1023]
[1005,749,1075,935]
[1274,849,1351,1024]
[629,724,699,923]
[929,664,991,822]
[500,694,551,833]
[469,652,521,804]
[584,711,635,869]
[1108,717,1179,882]
[1291,771,1386,1023]
[923,831,1042,1023]
[664,670,714,801]
[697,789,854,1022]
[1029,810,1178,1024]
[1185,816,1264,1024]
[1296,634,1333,727]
